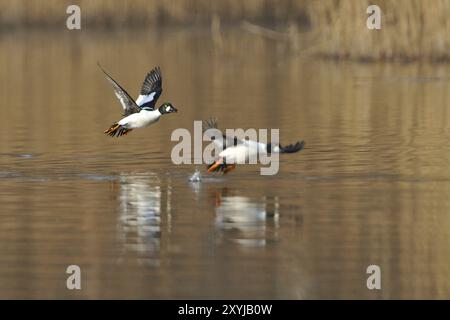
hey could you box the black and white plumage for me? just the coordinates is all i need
[203,117,305,174]
[135,67,163,110]
[99,63,177,137]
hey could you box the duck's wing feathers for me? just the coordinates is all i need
[98,63,141,116]
[203,117,243,150]
[135,66,163,110]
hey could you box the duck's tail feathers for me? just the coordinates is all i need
[280,140,305,153]
[104,123,133,137]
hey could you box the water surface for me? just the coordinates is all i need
[1,27,450,299]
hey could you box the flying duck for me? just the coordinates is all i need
[99,63,177,137]
[203,118,305,174]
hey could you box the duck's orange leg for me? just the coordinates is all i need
[104,123,120,136]
[104,124,133,137]
[207,159,223,173]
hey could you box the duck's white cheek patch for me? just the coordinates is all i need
[166,107,170,112]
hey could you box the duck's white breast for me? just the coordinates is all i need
[119,110,161,128]
[220,145,251,164]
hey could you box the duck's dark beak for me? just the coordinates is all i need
[172,107,178,113]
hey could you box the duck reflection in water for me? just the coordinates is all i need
[213,187,280,248]
[115,173,171,266]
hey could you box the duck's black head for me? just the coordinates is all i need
[158,102,178,114]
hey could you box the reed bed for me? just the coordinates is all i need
[2,0,450,62]
[307,0,450,62]
[0,0,308,28]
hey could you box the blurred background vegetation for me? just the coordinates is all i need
[1,0,450,62]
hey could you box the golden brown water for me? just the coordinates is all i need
[1,27,450,299]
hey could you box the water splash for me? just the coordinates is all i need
[189,169,202,182]
[18,154,33,158]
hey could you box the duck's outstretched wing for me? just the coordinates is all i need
[279,141,305,153]
[203,117,219,131]
[203,117,242,150]
[203,117,269,151]
[136,66,163,110]
[98,63,141,116]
